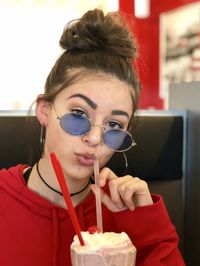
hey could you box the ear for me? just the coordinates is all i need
[36,97,51,126]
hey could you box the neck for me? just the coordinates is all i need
[36,161,91,197]
[27,160,91,207]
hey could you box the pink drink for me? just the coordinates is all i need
[70,231,136,266]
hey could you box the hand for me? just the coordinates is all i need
[90,167,153,212]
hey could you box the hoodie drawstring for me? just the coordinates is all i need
[52,208,59,266]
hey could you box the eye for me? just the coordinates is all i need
[106,121,123,130]
[71,108,88,118]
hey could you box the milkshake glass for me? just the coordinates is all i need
[70,231,136,266]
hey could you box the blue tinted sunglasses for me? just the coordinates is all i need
[53,107,136,152]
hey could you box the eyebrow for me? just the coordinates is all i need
[67,93,97,109]
[112,110,130,119]
[67,93,129,118]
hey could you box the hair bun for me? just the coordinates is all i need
[60,9,137,59]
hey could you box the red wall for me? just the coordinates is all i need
[119,0,200,109]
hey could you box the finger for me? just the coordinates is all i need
[117,177,141,199]
[97,167,128,209]
[90,184,127,212]
[117,177,140,211]
[118,178,152,209]
[97,169,133,209]
[130,179,153,206]
[108,176,131,209]
[97,167,118,187]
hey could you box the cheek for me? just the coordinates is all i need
[45,118,69,152]
[99,150,114,168]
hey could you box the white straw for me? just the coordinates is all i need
[94,159,103,232]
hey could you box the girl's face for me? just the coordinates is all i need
[39,73,133,180]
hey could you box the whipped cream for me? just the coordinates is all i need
[71,231,133,251]
[70,231,136,266]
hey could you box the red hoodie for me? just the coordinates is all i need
[0,165,185,266]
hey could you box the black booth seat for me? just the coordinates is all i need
[0,110,186,180]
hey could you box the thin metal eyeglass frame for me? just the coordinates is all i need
[51,104,136,152]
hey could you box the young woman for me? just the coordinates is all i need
[0,9,185,266]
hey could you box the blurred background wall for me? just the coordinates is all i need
[1,0,199,111]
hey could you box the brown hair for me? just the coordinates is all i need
[39,9,140,121]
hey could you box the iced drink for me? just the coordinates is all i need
[70,231,136,266]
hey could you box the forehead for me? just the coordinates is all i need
[55,72,133,113]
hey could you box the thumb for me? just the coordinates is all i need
[90,185,127,212]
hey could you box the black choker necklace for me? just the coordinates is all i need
[36,162,91,197]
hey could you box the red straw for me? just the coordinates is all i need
[50,152,84,246]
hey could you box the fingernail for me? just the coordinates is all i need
[98,179,104,187]
[90,184,96,192]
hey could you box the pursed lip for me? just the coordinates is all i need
[75,153,96,167]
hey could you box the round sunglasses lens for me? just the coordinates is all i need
[60,113,90,135]
[103,130,133,151]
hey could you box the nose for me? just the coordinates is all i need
[82,124,104,147]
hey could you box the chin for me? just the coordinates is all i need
[67,167,93,181]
